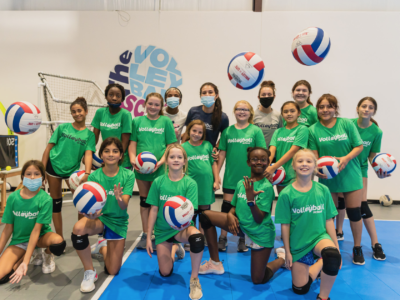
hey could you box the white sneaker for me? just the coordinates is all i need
[42,252,56,274]
[275,247,286,268]
[80,269,98,293]
[31,249,43,266]
[175,244,185,260]
[91,239,107,256]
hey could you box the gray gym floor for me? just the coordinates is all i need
[0,195,399,300]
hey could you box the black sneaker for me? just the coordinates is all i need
[218,236,227,252]
[353,246,365,265]
[336,230,344,241]
[372,243,386,261]
[317,294,330,300]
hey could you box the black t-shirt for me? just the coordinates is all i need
[185,105,229,147]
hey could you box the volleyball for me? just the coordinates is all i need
[69,170,86,190]
[5,101,42,135]
[136,151,157,174]
[372,153,397,174]
[163,196,194,230]
[271,165,286,185]
[92,152,103,169]
[291,27,331,66]
[379,195,393,207]
[317,156,339,179]
[73,182,107,214]
[227,52,265,90]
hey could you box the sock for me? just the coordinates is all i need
[211,259,221,265]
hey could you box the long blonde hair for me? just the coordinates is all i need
[164,144,188,174]
[233,100,255,124]
[292,149,318,175]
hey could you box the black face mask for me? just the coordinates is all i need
[260,97,274,109]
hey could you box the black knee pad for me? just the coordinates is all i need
[260,267,274,284]
[221,200,233,213]
[337,197,345,210]
[140,196,150,208]
[0,270,14,285]
[361,202,373,219]
[159,267,173,277]
[105,265,119,276]
[292,276,312,295]
[71,233,89,251]
[321,247,341,276]
[346,207,362,222]
[188,233,205,253]
[199,212,213,230]
[49,240,66,256]
[53,197,63,213]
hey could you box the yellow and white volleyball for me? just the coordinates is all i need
[5,101,42,135]
[379,195,393,207]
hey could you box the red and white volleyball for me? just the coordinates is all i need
[227,52,265,90]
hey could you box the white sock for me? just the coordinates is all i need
[211,259,221,266]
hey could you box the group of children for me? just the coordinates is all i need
[0,79,388,300]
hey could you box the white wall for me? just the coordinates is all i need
[0,11,398,199]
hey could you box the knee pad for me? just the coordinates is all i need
[221,200,233,213]
[337,197,345,210]
[140,196,150,208]
[71,233,89,251]
[321,247,341,276]
[104,265,119,276]
[361,202,373,219]
[346,207,362,222]
[261,267,274,284]
[53,198,63,213]
[0,270,14,285]
[49,240,66,256]
[159,267,173,277]
[292,276,312,295]
[199,212,213,230]
[188,233,205,253]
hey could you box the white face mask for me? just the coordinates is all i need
[166,97,180,109]
[201,96,215,108]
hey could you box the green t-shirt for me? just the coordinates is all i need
[146,174,198,245]
[2,189,53,246]
[130,115,177,181]
[219,124,267,190]
[231,178,275,248]
[270,125,309,185]
[91,107,132,168]
[88,167,135,239]
[283,105,318,128]
[182,141,215,206]
[275,181,338,262]
[308,118,363,193]
[49,123,96,177]
[351,118,382,178]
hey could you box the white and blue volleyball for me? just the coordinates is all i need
[227,52,265,90]
[136,151,157,174]
[73,182,107,214]
[5,101,42,135]
[271,165,286,185]
[291,27,331,66]
[317,156,339,179]
[69,170,86,190]
[92,151,103,169]
[372,153,397,174]
[163,196,194,230]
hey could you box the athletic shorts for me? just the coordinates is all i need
[102,225,124,240]
[46,158,69,180]
[297,250,315,266]
[166,236,180,244]
[223,188,235,195]
[14,242,29,251]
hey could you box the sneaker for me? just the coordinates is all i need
[31,249,43,266]
[336,230,344,241]
[80,269,98,293]
[91,239,107,256]
[372,243,386,261]
[275,247,286,260]
[237,237,248,252]
[184,243,190,252]
[353,246,365,265]
[42,252,55,274]
[137,232,147,249]
[189,278,203,300]
[199,259,225,275]
[175,244,185,260]
[218,236,227,252]
[317,294,330,300]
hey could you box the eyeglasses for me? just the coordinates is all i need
[235,108,250,112]
[250,158,268,163]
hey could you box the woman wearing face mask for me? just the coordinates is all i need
[0,160,65,285]
[290,80,318,127]
[253,81,283,148]
[92,83,132,169]
[163,87,187,143]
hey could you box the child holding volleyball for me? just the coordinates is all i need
[146,144,204,300]
[0,160,65,285]
[265,101,309,194]
[71,137,135,293]
[275,149,341,300]
[217,100,266,252]
[290,80,318,127]
[42,97,96,239]
[128,92,177,249]
[308,94,365,265]
[198,147,285,285]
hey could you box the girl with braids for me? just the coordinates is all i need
[290,80,318,127]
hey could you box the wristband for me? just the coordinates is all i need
[85,173,90,175]
[247,201,255,207]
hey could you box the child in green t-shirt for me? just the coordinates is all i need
[198,147,284,285]
[41,97,96,240]
[275,149,341,300]
[0,160,65,285]
[71,137,135,293]
[146,144,204,300]
[290,80,318,127]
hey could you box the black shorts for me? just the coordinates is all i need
[223,188,235,195]
[166,236,180,244]
[46,158,69,180]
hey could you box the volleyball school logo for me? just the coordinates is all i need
[277,136,295,142]
[318,133,348,143]
[188,154,209,161]
[13,211,39,219]
[227,138,253,144]
[108,46,183,118]
[362,140,372,147]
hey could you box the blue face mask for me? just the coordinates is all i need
[201,96,215,108]
[23,177,42,192]
[166,97,180,109]
[107,102,122,108]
